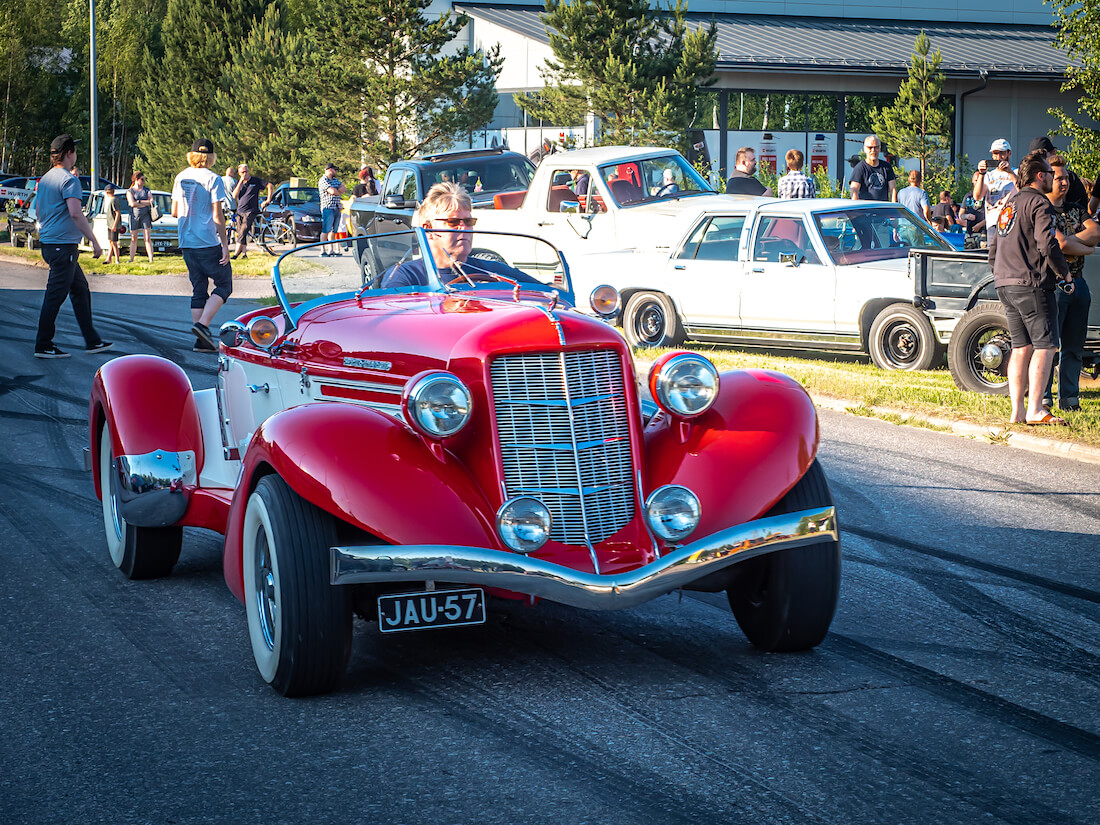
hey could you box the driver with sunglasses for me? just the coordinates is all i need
[381,182,539,289]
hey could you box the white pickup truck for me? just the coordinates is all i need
[350,145,731,275]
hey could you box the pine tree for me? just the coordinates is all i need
[210,3,341,182]
[308,0,503,167]
[872,32,951,179]
[136,0,270,188]
[517,0,717,149]
[1048,0,1100,174]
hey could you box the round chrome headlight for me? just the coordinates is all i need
[649,353,719,418]
[497,497,551,554]
[404,372,472,438]
[589,284,620,318]
[645,485,701,543]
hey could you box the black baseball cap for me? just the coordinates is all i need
[1028,136,1056,154]
[50,134,78,156]
[325,163,337,170]
[191,138,214,153]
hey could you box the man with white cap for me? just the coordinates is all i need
[972,138,1018,236]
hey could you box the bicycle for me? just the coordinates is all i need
[227,209,297,256]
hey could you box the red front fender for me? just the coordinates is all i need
[223,403,497,602]
[88,355,204,501]
[643,369,819,537]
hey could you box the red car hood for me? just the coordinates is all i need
[290,290,626,378]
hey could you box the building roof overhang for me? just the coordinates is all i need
[456,3,1073,82]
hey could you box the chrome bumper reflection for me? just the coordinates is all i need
[331,506,837,611]
[113,449,196,527]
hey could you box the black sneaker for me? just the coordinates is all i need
[192,322,216,350]
[85,341,114,354]
[34,345,70,359]
[193,338,218,353]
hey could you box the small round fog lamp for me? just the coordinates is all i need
[645,485,700,543]
[497,497,552,554]
[589,285,621,318]
[247,316,279,350]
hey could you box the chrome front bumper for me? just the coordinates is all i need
[331,506,837,611]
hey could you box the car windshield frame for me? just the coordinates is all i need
[812,205,953,265]
[272,229,576,331]
[597,154,714,208]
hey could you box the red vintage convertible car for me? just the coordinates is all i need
[89,230,840,696]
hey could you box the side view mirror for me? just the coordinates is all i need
[219,320,247,348]
[780,253,805,268]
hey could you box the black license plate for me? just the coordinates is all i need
[377,587,486,633]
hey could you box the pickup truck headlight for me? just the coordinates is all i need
[497,497,551,553]
[645,485,700,542]
[300,215,319,223]
[649,353,719,418]
[404,372,472,438]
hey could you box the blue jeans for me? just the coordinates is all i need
[321,207,340,234]
[1043,275,1092,409]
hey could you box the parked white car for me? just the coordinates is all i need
[569,198,959,371]
[81,189,179,253]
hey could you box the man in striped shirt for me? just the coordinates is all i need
[777,149,817,200]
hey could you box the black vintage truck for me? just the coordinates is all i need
[911,248,1099,393]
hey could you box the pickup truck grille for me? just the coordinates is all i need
[491,350,636,546]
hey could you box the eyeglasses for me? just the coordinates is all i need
[865,144,880,150]
[433,217,477,228]
[1039,169,1054,177]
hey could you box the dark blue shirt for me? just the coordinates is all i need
[381,256,541,290]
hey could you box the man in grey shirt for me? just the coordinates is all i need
[34,134,112,358]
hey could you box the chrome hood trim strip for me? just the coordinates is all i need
[331,506,837,611]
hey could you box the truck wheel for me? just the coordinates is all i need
[727,460,841,652]
[25,234,34,251]
[470,248,506,263]
[243,474,352,697]
[947,303,1011,395]
[868,303,943,371]
[8,229,16,247]
[98,421,182,579]
[624,292,685,349]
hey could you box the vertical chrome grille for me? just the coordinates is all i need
[491,350,636,545]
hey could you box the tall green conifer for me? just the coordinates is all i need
[136,0,269,187]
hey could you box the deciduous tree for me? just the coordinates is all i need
[517,0,717,150]
[1048,0,1100,174]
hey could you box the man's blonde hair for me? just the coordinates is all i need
[188,150,217,169]
[414,182,472,227]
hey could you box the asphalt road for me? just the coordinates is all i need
[2,279,1099,825]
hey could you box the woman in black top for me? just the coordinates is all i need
[127,171,154,263]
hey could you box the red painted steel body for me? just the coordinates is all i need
[91,286,819,607]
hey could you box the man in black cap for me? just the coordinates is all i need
[1028,136,1089,208]
[33,134,112,358]
[171,138,232,352]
